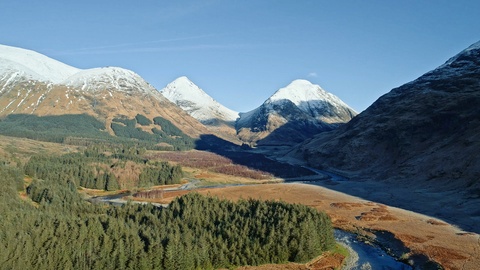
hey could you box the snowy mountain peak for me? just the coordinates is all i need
[173,75,195,85]
[161,77,239,124]
[62,66,157,95]
[236,79,357,145]
[269,79,327,103]
[0,44,79,83]
[266,79,356,118]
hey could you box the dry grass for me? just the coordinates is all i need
[330,202,370,210]
[0,135,79,164]
[142,183,480,270]
[232,252,345,270]
[148,150,274,180]
[426,219,448,226]
[397,234,428,244]
[357,206,399,222]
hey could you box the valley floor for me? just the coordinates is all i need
[150,181,479,270]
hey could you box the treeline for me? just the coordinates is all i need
[24,153,120,192]
[138,162,183,187]
[0,113,195,151]
[0,162,335,269]
[111,115,194,151]
[0,114,107,143]
[23,146,183,191]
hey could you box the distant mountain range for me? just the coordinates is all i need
[2,41,478,197]
[160,76,356,146]
[0,44,210,144]
[0,44,358,147]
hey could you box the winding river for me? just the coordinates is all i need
[335,230,411,270]
[92,180,413,269]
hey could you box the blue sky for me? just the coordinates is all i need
[1,1,479,112]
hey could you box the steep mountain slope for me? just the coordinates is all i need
[161,76,239,124]
[288,41,480,223]
[0,44,210,140]
[160,76,240,142]
[237,79,357,146]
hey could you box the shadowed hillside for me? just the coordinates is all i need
[288,41,480,233]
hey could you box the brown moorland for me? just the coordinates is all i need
[151,183,480,270]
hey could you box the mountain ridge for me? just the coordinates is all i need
[0,44,212,142]
[0,44,79,84]
[0,43,357,147]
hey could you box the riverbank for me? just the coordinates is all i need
[151,182,479,269]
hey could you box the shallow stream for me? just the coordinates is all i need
[335,230,412,270]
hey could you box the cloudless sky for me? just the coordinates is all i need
[1,0,479,112]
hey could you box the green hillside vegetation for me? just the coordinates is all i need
[138,162,183,187]
[0,114,107,143]
[0,114,195,151]
[135,114,152,126]
[23,146,183,191]
[111,115,195,150]
[0,160,335,270]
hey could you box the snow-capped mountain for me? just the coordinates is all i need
[0,44,211,139]
[0,44,79,84]
[63,67,159,96]
[266,79,356,122]
[161,76,239,125]
[237,79,357,145]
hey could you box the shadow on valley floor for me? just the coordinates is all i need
[256,120,337,147]
[195,135,480,234]
[194,134,315,179]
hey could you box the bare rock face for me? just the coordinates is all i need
[289,41,480,193]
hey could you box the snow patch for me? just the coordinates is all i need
[267,79,353,115]
[160,76,239,123]
[0,44,79,83]
[63,67,158,95]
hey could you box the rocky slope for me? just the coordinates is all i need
[288,41,480,215]
[237,79,357,146]
[0,44,210,139]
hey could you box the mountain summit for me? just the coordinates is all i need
[160,76,239,125]
[160,76,241,142]
[237,79,357,145]
[63,67,159,96]
[267,79,356,122]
